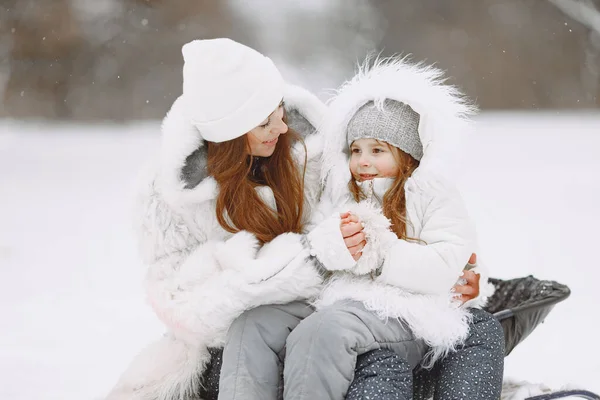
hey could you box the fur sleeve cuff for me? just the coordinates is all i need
[345,202,398,275]
[306,214,357,271]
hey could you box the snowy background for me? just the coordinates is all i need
[1,113,598,400]
[2,0,600,399]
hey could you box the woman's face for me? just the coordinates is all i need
[247,102,287,157]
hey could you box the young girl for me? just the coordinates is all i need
[283,57,502,400]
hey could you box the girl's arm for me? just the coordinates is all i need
[303,187,364,272]
[375,181,477,295]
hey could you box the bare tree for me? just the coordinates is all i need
[549,0,600,104]
[1,0,597,119]
[2,0,81,118]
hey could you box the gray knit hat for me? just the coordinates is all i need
[346,99,423,161]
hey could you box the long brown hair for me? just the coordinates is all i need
[349,143,420,240]
[206,114,306,244]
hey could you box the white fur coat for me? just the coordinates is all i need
[105,84,327,400]
[306,57,495,365]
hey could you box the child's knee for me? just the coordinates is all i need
[470,309,501,333]
[230,305,266,327]
[287,306,361,351]
[227,305,281,342]
[468,309,505,349]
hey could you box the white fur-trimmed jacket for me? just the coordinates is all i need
[105,85,327,400]
[306,57,494,364]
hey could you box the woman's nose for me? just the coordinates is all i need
[271,117,288,135]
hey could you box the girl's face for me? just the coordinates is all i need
[247,101,287,157]
[349,138,399,181]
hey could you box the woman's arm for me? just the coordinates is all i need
[453,254,479,302]
[137,181,321,339]
[453,254,495,308]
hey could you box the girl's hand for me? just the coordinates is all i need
[452,270,480,303]
[340,212,366,261]
[340,211,359,226]
[468,253,477,265]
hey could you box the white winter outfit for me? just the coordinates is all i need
[305,57,494,364]
[104,80,328,400]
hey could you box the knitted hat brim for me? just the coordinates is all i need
[189,57,284,143]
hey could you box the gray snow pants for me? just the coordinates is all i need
[217,300,427,400]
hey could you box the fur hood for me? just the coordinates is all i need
[306,57,491,365]
[156,83,328,209]
[320,56,477,206]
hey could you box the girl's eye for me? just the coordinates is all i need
[351,148,361,154]
[373,148,384,153]
[260,120,270,129]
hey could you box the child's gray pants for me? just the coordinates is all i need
[218,300,426,400]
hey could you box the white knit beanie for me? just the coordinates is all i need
[181,38,284,143]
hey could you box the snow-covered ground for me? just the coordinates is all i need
[0,113,598,399]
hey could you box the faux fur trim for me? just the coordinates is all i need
[306,213,357,271]
[128,232,323,400]
[157,96,216,209]
[285,83,327,221]
[284,83,327,132]
[343,201,398,275]
[144,231,315,344]
[320,55,478,205]
[305,199,397,276]
[104,335,210,400]
[315,275,472,367]
[285,83,326,183]
[298,131,326,220]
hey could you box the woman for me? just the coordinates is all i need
[105,38,327,400]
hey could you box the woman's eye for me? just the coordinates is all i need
[260,120,270,128]
[351,148,360,154]
[373,148,383,153]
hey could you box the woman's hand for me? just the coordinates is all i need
[340,212,366,261]
[452,253,480,303]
